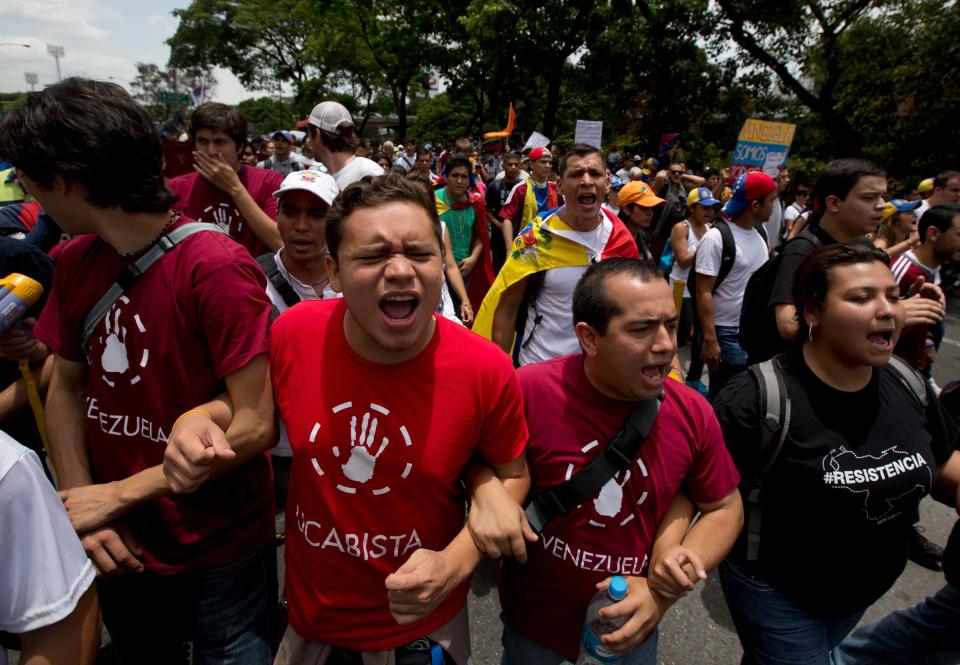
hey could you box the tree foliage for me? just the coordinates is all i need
[164,0,958,185]
[129,62,217,119]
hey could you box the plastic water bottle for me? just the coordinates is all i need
[576,576,629,665]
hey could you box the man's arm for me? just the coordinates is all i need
[681,174,705,187]
[670,223,694,269]
[465,453,534,562]
[695,274,720,369]
[45,355,93,490]
[18,586,99,665]
[651,489,743,596]
[193,151,282,251]
[491,278,527,353]
[600,489,743,655]
[385,453,531,624]
[163,354,274,493]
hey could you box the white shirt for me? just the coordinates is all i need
[266,250,339,457]
[329,156,384,190]
[696,222,768,327]
[0,433,94,665]
[518,209,609,366]
[784,201,808,226]
[669,220,707,297]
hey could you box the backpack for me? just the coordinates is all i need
[687,219,767,313]
[743,354,927,562]
[256,252,301,322]
[658,237,674,276]
[738,229,822,364]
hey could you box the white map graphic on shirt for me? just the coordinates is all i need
[821,445,932,524]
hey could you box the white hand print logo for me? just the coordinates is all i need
[101,307,129,375]
[341,411,389,483]
[305,401,414,496]
[203,203,242,235]
[563,439,650,529]
[96,296,149,388]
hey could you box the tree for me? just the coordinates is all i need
[129,62,217,119]
[711,0,883,155]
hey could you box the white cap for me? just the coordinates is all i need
[308,101,354,133]
[272,170,338,206]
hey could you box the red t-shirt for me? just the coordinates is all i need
[500,355,740,658]
[270,299,527,649]
[34,217,275,574]
[167,165,283,257]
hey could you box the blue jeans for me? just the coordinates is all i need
[98,545,276,665]
[709,325,749,398]
[830,583,960,664]
[719,561,862,665]
[501,618,658,665]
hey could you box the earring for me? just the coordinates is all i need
[807,325,815,343]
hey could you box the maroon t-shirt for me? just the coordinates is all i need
[500,355,740,658]
[35,217,275,574]
[167,165,283,258]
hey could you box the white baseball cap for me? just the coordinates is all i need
[272,169,339,206]
[308,101,354,133]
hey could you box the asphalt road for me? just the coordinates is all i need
[465,300,960,665]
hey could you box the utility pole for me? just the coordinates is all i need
[46,44,64,82]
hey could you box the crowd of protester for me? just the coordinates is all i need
[0,77,958,665]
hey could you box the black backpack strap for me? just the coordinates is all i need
[714,219,737,291]
[256,252,301,309]
[524,394,662,536]
[512,270,546,367]
[81,222,227,359]
[886,354,928,411]
[744,356,791,561]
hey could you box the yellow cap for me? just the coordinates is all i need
[918,178,934,193]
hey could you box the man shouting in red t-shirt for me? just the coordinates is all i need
[268,173,530,663]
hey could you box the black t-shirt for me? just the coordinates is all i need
[768,225,838,306]
[714,350,956,618]
[486,178,519,223]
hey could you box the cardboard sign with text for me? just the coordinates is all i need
[729,119,796,182]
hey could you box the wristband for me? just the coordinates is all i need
[172,408,212,432]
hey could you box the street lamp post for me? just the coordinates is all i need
[0,43,30,49]
[46,44,64,82]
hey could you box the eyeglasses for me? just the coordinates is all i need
[670,170,683,176]
[796,190,810,196]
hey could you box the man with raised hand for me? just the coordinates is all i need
[168,102,284,257]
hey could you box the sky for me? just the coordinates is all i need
[0,0,268,103]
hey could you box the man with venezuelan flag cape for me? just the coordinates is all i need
[473,145,639,366]
[498,147,560,242]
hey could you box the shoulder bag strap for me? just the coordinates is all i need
[523,395,662,536]
[80,223,227,359]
